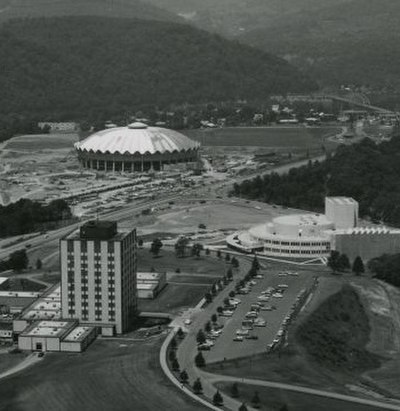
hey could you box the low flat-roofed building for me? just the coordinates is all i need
[18,320,96,352]
[137,282,159,299]
[19,320,77,352]
[137,272,166,299]
[13,284,61,333]
[60,326,97,352]
[0,322,13,340]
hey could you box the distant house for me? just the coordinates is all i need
[38,122,77,133]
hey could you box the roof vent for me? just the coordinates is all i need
[128,122,148,129]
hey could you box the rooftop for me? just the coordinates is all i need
[273,213,332,227]
[137,283,158,291]
[326,197,357,205]
[20,284,61,321]
[63,326,95,342]
[21,320,75,338]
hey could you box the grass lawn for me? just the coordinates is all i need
[0,352,28,374]
[183,126,340,148]
[0,337,207,411]
[215,382,387,411]
[137,248,225,276]
[138,283,209,313]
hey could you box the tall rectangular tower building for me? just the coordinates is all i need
[60,221,137,335]
[325,197,359,230]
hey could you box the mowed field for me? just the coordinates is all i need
[4,133,78,150]
[183,126,340,148]
[0,337,207,411]
[137,249,226,313]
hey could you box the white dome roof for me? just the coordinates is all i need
[75,123,200,155]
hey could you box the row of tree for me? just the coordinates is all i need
[327,252,365,275]
[0,249,29,272]
[0,199,71,238]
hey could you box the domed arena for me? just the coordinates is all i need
[75,122,200,172]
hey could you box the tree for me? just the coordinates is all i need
[327,250,341,272]
[229,291,235,298]
[195,351,206,367]
[172,358,180,372]
[204,321,211,333]
[138,238,144,247]
[150,238,163,257]
[211,314,217,323]
[251,391,260,409]
[205,248,210,255]
[227,267,233,281]
[338,253,351,271]
[231,257,239,268]
[170,337,177,350]
[239,404,248,411]
[223,297,230,306]
[196,329,206,345]
[225,253,231,262]
[223,275,228,285]
[168,349,176,362]
[252,255,260,271]
[174,237,189,258]
[352,256,365,275]
[191,243,203,258]
[280,405,289,411]
[217,250,222,258]
[231,382,239,398]
[177,327,184,339]
[193,378,203,394]
[217,306,223,314]
[180,370,189,384]
[205,292,213,303]
[213,390,223,406]
[8,249,28,271]
[35,258,42,270]
[211,283,218,296]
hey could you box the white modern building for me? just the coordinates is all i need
[227,197,400,260]
[60,220,137,335]
[75,122,200,173]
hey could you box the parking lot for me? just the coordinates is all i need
[202,268,316,363]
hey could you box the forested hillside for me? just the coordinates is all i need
[0,16,316,120]
[232,132,400,227]
[0,0,180,24]
[240,0,400,88]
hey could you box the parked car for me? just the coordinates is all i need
[221,310,234,317]
[245,311,258,319]
[272,293,283,298]
[233,335,244,342]
[236,329,250,336]
[261,305,273,311]
[245,334,259,340]
[198,344,211,351]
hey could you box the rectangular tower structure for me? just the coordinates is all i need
[325,197,359,230]
[60,221,137,335]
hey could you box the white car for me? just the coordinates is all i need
[278,284,289,289]
[272,293,283,298]
[184,319,192,325]
[233,335,244,342]
[245,311,258,319]
[255,275,263,279]
[236,329,250,336]
[210,330,222,336]
[254,321,266,327]
[222,310,234,317]
[278,272,288,277]
[257,296,270,301]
